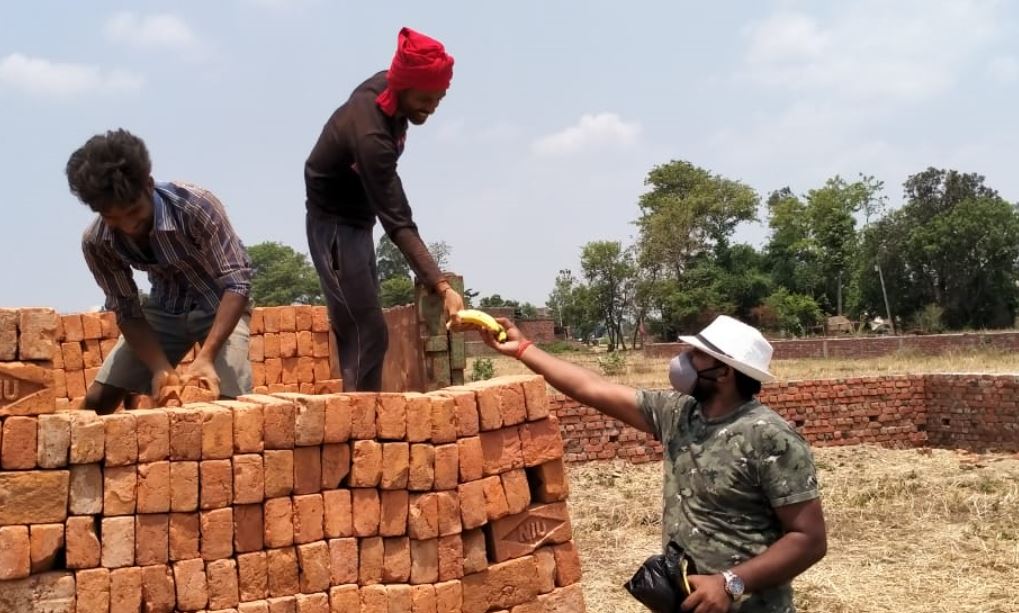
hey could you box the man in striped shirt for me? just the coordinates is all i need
[66,129,253,413]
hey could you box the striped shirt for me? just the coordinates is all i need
[82,181,252,320]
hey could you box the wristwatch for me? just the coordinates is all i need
[722,570,745,601]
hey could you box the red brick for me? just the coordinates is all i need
[234,453,266,504]
[297,592,330,613]
[501,469,531,515]
[323,395,352,443]
[2,416,37,469]
[61,314,84,342]
[435,580,463,613]
[462,556,540,613]
[294,446,322,495]
[28,523,64,574]
[200,404,234,459]
[383,536,411,583]
[36,413,71,468]
[359,536,384,585]
[552,541,582,586]
[100,338,118,360]
[68,464,102,516]
[279,307,297,333]
[297,356,316,384]
[219,400,264,453]
[282,357,300,384]
[410,538,439,585]
[70,412,105,464]
[101,516,134,568]
[537,584,586,611]
[473,385,503,431]
[14,308,58,360]
[323,489,353,538]
[61,342,84,371]
[463,529,488,575]
[487,502,572,563]
[264,497,295,548]
[136,513,170,566]
[65,369,86,401]
[360,584,387,613]
[103,464,137,515]
[141,564,177,613]
[349,393,378,439]
[76,568,111,613]
[411,584,437,613]
[294,494,325,544]
[250,334,266,362]
[434,390,480,438]
[381,442,410,489]
[201,507,234,560]
[387,584,413,612]
[380,489,409,537]
[534,547,556,594]
[532,458,570,503]
[265,358,283,385]
[457,480,488,530]
[269,595,298,613]
[136,460,171,513]
[267,546,300,597]
[350,440,383,487]
[408,444,436,491]
[208,558,241,609]
[201,459,234,509]
[438,534,464,581]
[169,512,200,561]
[312,332,330,358]
[329,584,359,612]
[406,395,433,442]
[264,450,295,498]
[328,537,358,585]
[481,476,511,521]
[169,408,203,461]
[110,566,143,612]
[171,461,200,512]
[377,393,407,440]
[293,306,314,332]
[409,492,440,540]
[82,339,103,368]
[515,376,550,421]
[430,395,458,444]
[174,558,209,610]
[273,394,324,446]
[264,334,281,360]
[457,437,483,483]
[238,551,268,602]
[480,427,523,476]
[136,409,170,462]
[433,444,459,491]
[65,516,101,569]
[352,488,381,537]
[234,503,265,553]
[437,491,462,537]
[322,443,351,489]
[519,418,564,467]
[249,395,296,450]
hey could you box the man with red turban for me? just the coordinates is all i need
[304,27,463,392]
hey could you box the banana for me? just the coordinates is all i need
[450,309,508,342]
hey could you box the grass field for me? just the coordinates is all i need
[470,347,1019,612]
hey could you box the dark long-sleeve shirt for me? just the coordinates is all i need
[304,71,443,288]
[82,181,252,321]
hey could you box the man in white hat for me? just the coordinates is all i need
[481,315,826,612]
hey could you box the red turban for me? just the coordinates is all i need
[376,27,454,116]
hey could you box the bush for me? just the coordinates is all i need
[471,358,495,382]
[597,351,627,376]
[538,339,580,354]
[913,304,945,334]
[763,289,823,336]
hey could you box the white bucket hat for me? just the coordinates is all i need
[679,315,775,383]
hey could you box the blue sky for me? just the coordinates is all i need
[2,1,1017,312]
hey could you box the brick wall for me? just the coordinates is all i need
[644,330,1019,360]
[549,374,1019,464]
[0,365,587,611]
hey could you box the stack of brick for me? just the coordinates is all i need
[52,312,119,410]
[1,307,59,416]
[0,374,586,612]
[246,306,343,396]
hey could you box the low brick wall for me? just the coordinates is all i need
[549,374,1019,464]
[644,330,1019,360]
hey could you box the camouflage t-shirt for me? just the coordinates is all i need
[638,390,820,613]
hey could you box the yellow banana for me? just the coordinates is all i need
[451,309,508,342]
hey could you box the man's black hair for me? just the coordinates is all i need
[66,129,151,213]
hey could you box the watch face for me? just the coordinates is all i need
[726,572,745,597]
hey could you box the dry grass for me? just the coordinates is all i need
[471,347,1019,388]
[568,447,1019,613]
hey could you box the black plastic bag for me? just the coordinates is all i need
[623,541,698,612]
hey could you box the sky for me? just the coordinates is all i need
[2,0,1018,312]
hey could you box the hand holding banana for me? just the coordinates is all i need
[447,309,508,342]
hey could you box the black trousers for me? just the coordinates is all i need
[306,212,387,392]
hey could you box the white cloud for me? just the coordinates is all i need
[531,113,641,157]
[0,53,143,97]
[987,55,1019,83]
[105,12,201,54]
[742,1,1003,102]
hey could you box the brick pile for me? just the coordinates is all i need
[1,307,59,416]
[246,306,342,397]
[0,371,586,612]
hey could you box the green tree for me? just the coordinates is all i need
[760,288,823,336]
[379,277,415,308]
[376,235,410,282]
[428,241,452,270]
[580,240,635,351]
[248,242,323,306]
